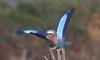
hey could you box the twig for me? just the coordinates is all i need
[43,47,66,60]
[57,49,62,60]
[61,48,66,60]
[49,47,56,60]
[43,55,49,60]
[21,49,27,60]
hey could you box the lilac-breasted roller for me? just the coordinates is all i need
[16,8,75,49]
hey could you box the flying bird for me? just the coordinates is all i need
[16,8,75,49]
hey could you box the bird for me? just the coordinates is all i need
[16,8,75,49]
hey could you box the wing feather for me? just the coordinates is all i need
[16,29,46,38]
[56,8,75,41]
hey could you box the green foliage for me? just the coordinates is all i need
[76,28,88,36]
[0,0,99,41]
[16,2,39,16]
[71,27,88,37]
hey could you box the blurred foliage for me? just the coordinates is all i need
[0,0,100,60]
[0,0,99,48]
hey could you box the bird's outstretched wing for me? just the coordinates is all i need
[56,8,75,41]
[16,29,37,34]
[16,29,47,38]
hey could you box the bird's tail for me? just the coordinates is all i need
[63,40,73,45]
[55,40,73,48]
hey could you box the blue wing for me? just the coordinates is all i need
[56,8,75,41]
[16,29,38,34]
[16,29,47,38]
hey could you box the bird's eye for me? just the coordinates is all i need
[48,33,52,35]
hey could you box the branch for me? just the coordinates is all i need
[49,47,56,60]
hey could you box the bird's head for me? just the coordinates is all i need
[46,30,58,42]
[46,30,55,35]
